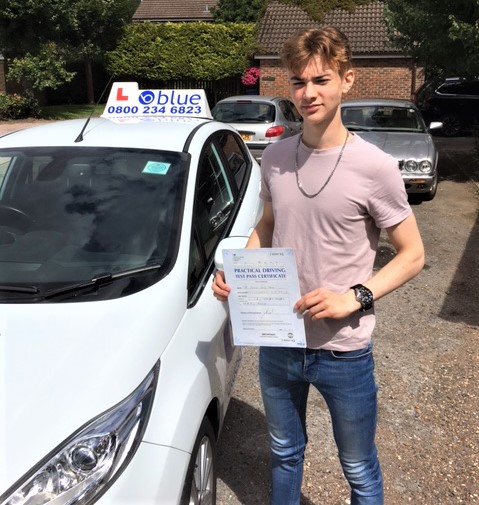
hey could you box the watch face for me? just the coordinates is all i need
[353,285,373,311]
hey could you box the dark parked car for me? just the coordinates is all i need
[414,76,479,136]
[212,95,303,162]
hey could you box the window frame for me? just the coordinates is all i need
[187,130,252,306]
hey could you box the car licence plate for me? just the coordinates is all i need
[240,132,252,141]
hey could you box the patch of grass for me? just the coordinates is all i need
[39,104,104,120]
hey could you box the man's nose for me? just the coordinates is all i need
[302,81,316,100]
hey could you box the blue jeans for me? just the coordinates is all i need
[259,344,383,505]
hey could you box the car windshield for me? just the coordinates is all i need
[342,106,426,132]
[0,146,188,300]
[212,101,276,123]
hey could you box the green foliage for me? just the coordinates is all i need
[106,22,257,81]
[212,0,265,22]
[0,93,40,119]
[63,0,141,59]
[385,0,479,76]
[7,44,75,91]
[0,0,140,93]
[278,0,376,21]
[0,0,67,58]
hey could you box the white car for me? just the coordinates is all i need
[0,84,262,505]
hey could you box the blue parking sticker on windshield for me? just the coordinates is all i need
[143,161,171,175]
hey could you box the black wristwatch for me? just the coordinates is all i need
[351,284,374,312]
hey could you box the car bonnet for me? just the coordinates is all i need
[0,274,185,492]
[356,131,434,161]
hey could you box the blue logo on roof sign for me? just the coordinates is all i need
[139,90,156,105]
[102,82,213,121]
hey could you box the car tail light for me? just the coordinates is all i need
[266,126,285,138]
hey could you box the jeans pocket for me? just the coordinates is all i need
[330,344,372,360]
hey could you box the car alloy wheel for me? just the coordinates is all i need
[440,112,462,137]
[181,416,217,505]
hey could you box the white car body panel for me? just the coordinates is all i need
[100,443,190,504]
[0,281,184,488]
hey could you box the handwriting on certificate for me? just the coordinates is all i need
[222,248,306,347]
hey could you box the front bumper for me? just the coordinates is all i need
[402,173,436,194]
[98,442,189,504]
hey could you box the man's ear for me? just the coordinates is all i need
[342,69,355,94]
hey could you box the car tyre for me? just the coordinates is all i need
[180,416,217,505]
[440,112,462,137]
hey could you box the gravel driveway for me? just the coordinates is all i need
[216,135,479,505]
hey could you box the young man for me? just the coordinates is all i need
[212,27,424,505]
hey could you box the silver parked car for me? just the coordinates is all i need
[212,95,303,162]
[341,99,442,200]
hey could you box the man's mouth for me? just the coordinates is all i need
[302,103,321,113]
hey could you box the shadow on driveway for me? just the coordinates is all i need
[217,397,318,505]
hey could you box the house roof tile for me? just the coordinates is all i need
[257,1,400,56]
[133,0,217,22]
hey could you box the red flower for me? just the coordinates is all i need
[241,67,260,86]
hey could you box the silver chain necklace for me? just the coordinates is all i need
[294,130,349,198]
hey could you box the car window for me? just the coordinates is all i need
[279,100,302,123]
[0,146,188,296]
[217,132,249,189]
[278,100,295,122]
[212,102,275,123]
[290,102,303,122]
[189,140,237,294]
[342,106,423,131]
[453,81,479,95]
[437,80,479,95]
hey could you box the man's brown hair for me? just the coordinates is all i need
[280,27,353,77]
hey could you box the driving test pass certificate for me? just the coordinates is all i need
[223,248,306,347]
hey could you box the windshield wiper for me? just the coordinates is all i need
[345,125,371,131]
[0,284,40,294]
[42,263,162,300]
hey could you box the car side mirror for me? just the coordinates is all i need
[429,121,443,131]
[214,236,249,270]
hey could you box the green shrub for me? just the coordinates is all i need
[0,93,41,120]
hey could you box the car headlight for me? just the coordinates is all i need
[403,160,418,172]
[1,363,159,505]
[418,160,433,173]
[403,159,433,174]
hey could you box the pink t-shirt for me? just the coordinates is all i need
[260,133,411,350]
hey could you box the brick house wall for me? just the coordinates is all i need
[351,59,424,100]
[258,58,424,101]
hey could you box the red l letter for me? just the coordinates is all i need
[116,88,128,101]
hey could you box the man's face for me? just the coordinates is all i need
[288,56,354,127]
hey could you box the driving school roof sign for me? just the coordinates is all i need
[102,82,213,121]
